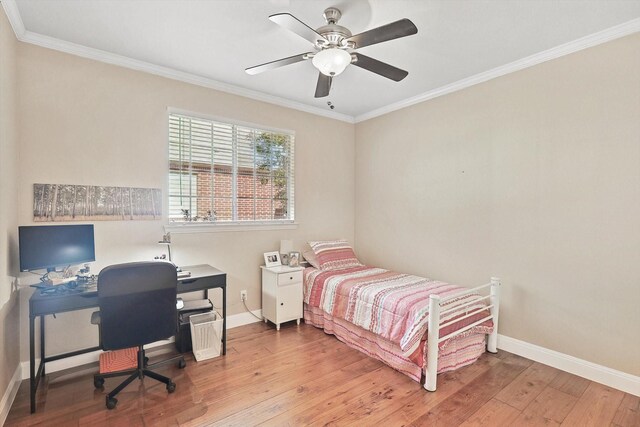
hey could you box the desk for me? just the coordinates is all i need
[28,264,226,414]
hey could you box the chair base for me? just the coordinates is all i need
[94,346,185,409]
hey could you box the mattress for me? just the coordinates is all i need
[303,265,493,382]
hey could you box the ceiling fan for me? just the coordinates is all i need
[245,7,418,98]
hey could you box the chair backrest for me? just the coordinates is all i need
[97,261,178,351]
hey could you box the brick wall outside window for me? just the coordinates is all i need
[195,168,286,220]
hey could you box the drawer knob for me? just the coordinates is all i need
[280,303,284,306]
[289,276,293,280]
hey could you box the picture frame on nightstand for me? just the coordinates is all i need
[280,253,290,265]
[263,251,281,267]
[288,251,300,267]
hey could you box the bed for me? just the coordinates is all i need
[302,240,501,391]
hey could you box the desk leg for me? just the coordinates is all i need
[40,316,45,376]
[29,315,36,414]
[222,287,226,355]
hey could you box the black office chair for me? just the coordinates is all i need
[92,261,186,409]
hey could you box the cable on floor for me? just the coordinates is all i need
[242,298,263,321]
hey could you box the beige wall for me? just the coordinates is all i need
[355,34,640,375]
[0,7,21,401]
[16,43,355,358]
[9,17,638,380]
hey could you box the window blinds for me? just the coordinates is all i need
[168,113,295,223]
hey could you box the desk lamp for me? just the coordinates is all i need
[158,232,172,262]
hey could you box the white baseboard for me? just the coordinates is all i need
[0,365,21,425]
[227,309,262,329]
[498,334,639,396]
[19,309,263,379]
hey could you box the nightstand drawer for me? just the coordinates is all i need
[277,271,302,286]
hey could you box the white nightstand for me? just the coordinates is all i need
[261,265,304,330]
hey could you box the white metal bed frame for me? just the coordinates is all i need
[424,277,501,391]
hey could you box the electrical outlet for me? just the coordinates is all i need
[240,290,247,301]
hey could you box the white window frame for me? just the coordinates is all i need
[165,108,297,233]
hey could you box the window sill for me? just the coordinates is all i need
[164,221,299,234]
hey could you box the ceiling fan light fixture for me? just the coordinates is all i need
[312,48,351,76]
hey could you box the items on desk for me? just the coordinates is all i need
[48,276,76,286]
[175,265,191,278]
[32,273,98,296]
[32,260,95,291]
[77,263,92,280]
[40,265,74,284]
[157,232,173,261]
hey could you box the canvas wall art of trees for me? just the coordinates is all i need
[33,184,162,222]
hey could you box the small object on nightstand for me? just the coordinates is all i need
[288,251,300,267]
[263,251,282,268]
[261,265,304,331]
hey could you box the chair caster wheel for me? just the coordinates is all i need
[106,396,117,409]
[167,382,176,393]
[94,377,104,389]
[178,359,186,369]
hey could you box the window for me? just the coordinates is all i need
[168,112,295,225]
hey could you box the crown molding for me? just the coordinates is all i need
[355,17,640,123]
[1,0,353,124]
[17,30,354,123]
[3,0,639,125]
[1,0,25,37]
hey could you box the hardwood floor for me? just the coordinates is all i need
[6,322,638,426]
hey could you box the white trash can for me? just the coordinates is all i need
[189,311,223,361]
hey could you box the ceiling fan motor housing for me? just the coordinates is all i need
[323,7,341,24]
[316,8,352,48]
[316,24,352,47]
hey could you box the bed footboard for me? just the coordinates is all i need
[424,277,501,391]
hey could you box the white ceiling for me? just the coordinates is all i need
[7,0,640,121]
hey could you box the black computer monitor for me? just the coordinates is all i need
[19,224,96,272]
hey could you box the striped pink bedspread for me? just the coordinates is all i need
[304,266,493,363]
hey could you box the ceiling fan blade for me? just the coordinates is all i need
[314,73,332,98]
[345,18,417,49]
[351,53,408,82]
[245,52,313,75]
[269,13,328,46]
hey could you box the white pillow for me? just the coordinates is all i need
[302,243,320,268]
